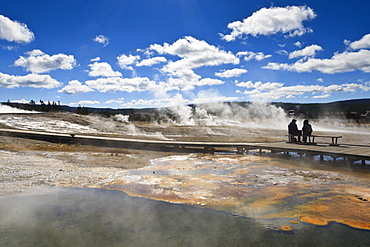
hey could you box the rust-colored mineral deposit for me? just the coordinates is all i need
[281,226,293,231]
[104,154,370,231]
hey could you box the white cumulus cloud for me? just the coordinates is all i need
[0,15,34,43]
[58,80,94,95]
[70,100,100,106]
[14,49,77,73]
[264,49,370,74]
[222,6,316,41]
[236,81,284,91]
[85,77,157,93]
[88,62,122,77]
[90,57,101,62]
[349,33,370,50]
[105,98,125,104]
[149,36,239,71]
[148,36,239,87]
[117,54,140,70]
[196,78,225,86]
[0,72,61,89]
[236,51,272,61]
[313,94,330,99]
[288,44,323,59]
[294,41,303,48]
[136,56,167,66]
[93,35,109,46]
[236,80,370,100]
[215,68,248,78]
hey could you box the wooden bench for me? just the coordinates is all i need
[311,135,342,146]
[286,134,342,146]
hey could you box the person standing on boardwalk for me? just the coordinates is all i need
[302,119,313,143]
[288,119,301,142]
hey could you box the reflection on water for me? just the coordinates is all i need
[0,187,370,247]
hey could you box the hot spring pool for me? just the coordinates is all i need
[0,187,369,246]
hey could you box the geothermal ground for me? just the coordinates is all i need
[0,111,370,230]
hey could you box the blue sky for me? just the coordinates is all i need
[1,0,370,108]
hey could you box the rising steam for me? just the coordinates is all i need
[0,104,38,114]
[164,101,290,130]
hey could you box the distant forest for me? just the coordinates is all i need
[2,98,370,123]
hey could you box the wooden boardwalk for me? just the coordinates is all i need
[1,128,369,164]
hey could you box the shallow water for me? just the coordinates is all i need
[103,154,370,230]
[0,187,369,247]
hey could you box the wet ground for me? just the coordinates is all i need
[104,153,370,230]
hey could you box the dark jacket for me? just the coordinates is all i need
[288,121,300,135]
[302,122,313,136]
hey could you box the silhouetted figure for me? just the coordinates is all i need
[302,119,313,143]
[288,119,301,142]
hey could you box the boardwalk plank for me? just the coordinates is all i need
[0,128,369,163]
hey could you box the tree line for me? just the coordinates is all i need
[4,99,89,115]
[5,99,61,112]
